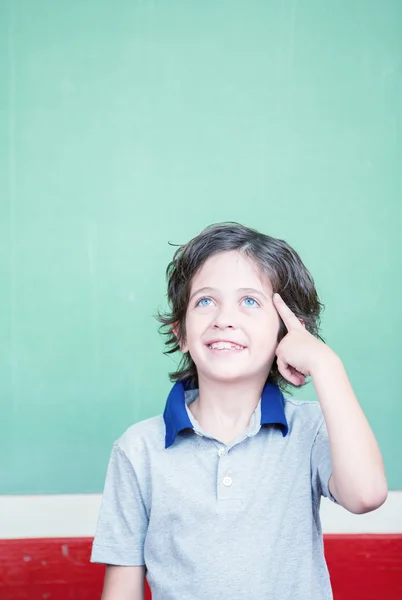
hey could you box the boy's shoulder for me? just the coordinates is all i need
[116,413,166,457]
[283,396,325,435]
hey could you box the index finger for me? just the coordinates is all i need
[273,293,304,331]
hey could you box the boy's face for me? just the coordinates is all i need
[181,250,281,386]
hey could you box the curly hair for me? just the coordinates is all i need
[157,222,324,394]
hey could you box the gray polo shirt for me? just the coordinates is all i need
[91,381,338,600]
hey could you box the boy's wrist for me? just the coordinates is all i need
[310,348,342,380]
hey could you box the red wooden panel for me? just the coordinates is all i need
[325,534,402,600]
[0,539,151,600]
[0,536,401,599]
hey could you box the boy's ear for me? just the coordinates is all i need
[172,322,188,353]
[172,321,180,339]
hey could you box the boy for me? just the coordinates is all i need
[91,222,387,600]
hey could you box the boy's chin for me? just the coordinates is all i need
[199,366,261,384]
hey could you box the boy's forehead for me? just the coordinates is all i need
[190,250,273,292]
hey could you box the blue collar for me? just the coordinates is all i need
[163,380,289,448]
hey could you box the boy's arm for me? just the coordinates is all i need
[312,354,388,514]
[91,444,149,595]
[273,293,388,515]
[101,565,146,600]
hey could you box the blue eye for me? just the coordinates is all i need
[243,297,258,307]
[197,297,213,307]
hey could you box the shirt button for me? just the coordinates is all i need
[223,476,232,487]
[218,448,225,457]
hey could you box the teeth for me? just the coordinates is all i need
[209,342,243,350]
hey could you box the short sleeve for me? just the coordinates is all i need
[311,418,338,504]
[91,443,148,566]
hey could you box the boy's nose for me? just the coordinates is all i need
[213,308,237,329]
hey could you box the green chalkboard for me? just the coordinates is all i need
[0,0,401,493]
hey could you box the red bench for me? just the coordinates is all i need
[1,536,401,600]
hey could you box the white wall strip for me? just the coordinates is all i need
[0,492,401,539]
[320,491,402,533]
[0,494,102,540]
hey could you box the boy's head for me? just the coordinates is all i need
[158,222,323,393]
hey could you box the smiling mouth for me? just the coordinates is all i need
[207,342,246,351]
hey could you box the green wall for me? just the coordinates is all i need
[1,0,401,493]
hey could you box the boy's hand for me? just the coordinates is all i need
[273,293,337,386]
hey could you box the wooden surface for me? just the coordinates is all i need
[0,536,401,599]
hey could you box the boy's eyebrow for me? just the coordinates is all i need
[190,287,271,301]
[238,287,271,300]
[190,287,216,301]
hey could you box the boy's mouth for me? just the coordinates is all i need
[206,341,246,352]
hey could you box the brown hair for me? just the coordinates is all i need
[157,222,324,393]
